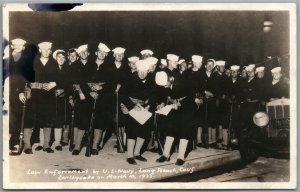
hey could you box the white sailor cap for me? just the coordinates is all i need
[136,59,152,72]
[98,43,110,53]
[161,59,167,66]
[178,59,186,65]
[11,38,26,46]
[167,54,179,62]
[112,47,126,54]
[52,49,65,60]
[38,42,52,50]
[155,71,168,86]
[140,49,153,56]
[245,64,256,71]
[192,55,203,63]
[271,67,281,73]
[230,65,240,71]
[146,57,158,66]
[76,44,88,54]
[128,56,140,63]
[255,66,265,73]
[215,60,226,66]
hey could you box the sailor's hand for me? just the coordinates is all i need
[69,97,75,107]
[114,84,121,94]
[156,102,165,110]
[90,92,99,100]
[144,105,150,111]
[120,103,129,114]
[172,103,178,110]
[92,84,102,92]
[195,98,203,105]
[205,91,214,99]
[55,89,64,97]
[73,84,81,91]
[133,104,142,111]
[19,93,26,103]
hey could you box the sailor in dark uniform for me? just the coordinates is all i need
[266,67,289,100]
[7,38,36,154]
[52,49,69,151]
[185,55,204,147]
[106,47,129,152]
[178,59,188,75]
[255,66,268,111]
[70,44,94,155]
[158,59,168,70]
[225,65,243,145]
[61,48,78,146]
[200,59,218,147]
[86,42,111,155]
[127,56,139,75]
[32,42,57,153]
[120,59,154,165]
[240,64,262,127]
[155,66,194,166]
[213,60,229,148]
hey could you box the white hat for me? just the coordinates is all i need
[155,71,168,86]
[112,47,126,54]
[215,60,226,66]
[11,38,26,46]
[245,64,256,71]
[146,57,158,66]
[178,59,186,65]
[271,67,281,73]
[128,56,139,63]
[76,44,88,53]
[161,59,167,66]
[98,43,110,53]
[140,49,153,56]
[52,49,65,60]
[38,42,52,50]
[192,55,203,63]
[135,59,151,72]
[167,54,179,62]
[230,65,240,71]
[255,66,265,73]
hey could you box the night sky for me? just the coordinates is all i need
[9,10,289,66]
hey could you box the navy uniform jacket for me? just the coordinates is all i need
[226,77,244,103]
[241,77,262,102]
[266,78,289,101]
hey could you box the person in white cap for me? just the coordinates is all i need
[266,67,289,101]
[52,49,69,151]
[225,65,243,147]
[255,66,269,110]
[83,42,111,155]
[119,59,154,165]
[166,54,180,78]
[178,59,188,75]
[197,59,218,148]
[76,44,90,65]
[157,58,167,70]
[8,38,36,154]
[154,69,194,166]
[240,64,262,128]
[140,49,154,59]
[255,66,265,79]
[185,55,204,149]
[32,41,57,153]
[212,60,228,148]
[127,56,139,74]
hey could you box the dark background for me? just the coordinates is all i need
[9,10,289,66]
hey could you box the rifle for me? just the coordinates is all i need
[153,113,163,155]
[115,92,125,153]
[201,98,209,148]
[85,97,97,157]
[227,101,234,150]
[11,83,28,155]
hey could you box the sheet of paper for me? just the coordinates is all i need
[129,108,153,125]
[155,104,173,116]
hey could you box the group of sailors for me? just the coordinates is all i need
[5,38,289,166]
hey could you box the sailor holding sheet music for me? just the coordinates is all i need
[155,54,195,166]
[120,59,155,165]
